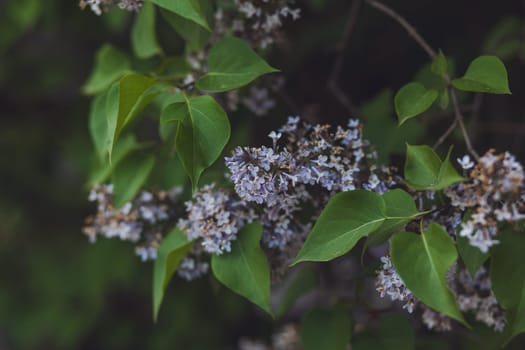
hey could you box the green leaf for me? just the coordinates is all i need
[106,74,163,160]
[211,223,272,315]
[457,234,489,278]
[490,229,525,344]
[414,59,454,111]
[196,36,279,92]
[404,144,465,190]
[82,45,131,95]
[293,190,386,264]
[152,228,194,321]
[277,268,317,317]
[88,134,140,186]
[436,146,467,188]
[361,89,424,163]
[431,50,448,78]
[131,1,162,59]
[395,82,438,125]
[301,309,351,350]
[452,55,511,94]
[89,93,109,161]
[112,152,155,208]
[365,189,422,248]
[147,0,209,30]
[161,94,230,190]
[293,189,423,264]
[159,0,211,52]
[405,144,441,188]
[390,223,467,326]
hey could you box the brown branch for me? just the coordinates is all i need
[448,85,480,159]
[327,0,362,116]
[433,119,457,149]
[366,0,480,160]
[365,0,436,58]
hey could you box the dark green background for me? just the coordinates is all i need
[1,0,524,348]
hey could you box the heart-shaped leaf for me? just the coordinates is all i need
[365,189,423,248]
[196,36,279,92]
[292,190,386,264]
[404,145,465,190]
[211,223,272,315]
[293,189,424,264]
[148,0,209,30]
[395,82,438,125]
[391,223,468,326]
[161,94,230,190]
[452,55,511,94]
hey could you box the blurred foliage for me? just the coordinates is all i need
[1,0,525,348]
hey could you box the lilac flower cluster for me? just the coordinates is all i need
[225,117,394,252]
[83,117,389,282]
[79,0,142,15]
[455,267,505,331]
[83,184,182,261]
[177,184,257,255]
[226,117,390,202]
[446,150,525,252]
[375,256,417,314]
[376,256,505,332]
[215,0,301,49]
[177,245,210,281]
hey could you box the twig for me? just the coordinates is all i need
[365,0,436,58]
[433,119,457,149]
[448,85,480,159]
[327,0,362,116]
[366,0,480,160]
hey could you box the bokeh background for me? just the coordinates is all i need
[1,0,525,349]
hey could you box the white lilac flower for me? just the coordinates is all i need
[83,185,183,260]
[177,247,210,281]
[421,307,452,331]
[447,150,525,252]
[135,245,157,262]
[457,155,474,170]
[453,267,506,332]
[79,0,142,14]
[226,117,390,202]
[375,255,417,313]
[177,184,256,255]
